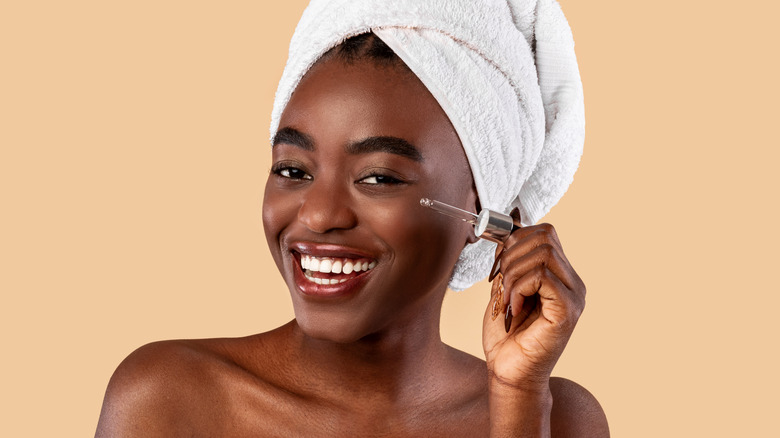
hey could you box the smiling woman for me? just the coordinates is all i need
[263,48,478,344]
[96,1,608,437]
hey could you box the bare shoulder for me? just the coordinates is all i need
[549,377,610,437]
[95,337,256,437]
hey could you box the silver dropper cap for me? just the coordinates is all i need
[475,209,516,243]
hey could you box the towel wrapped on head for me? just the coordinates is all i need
[270,0,584,291]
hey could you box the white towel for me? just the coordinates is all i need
[270,0,584,291]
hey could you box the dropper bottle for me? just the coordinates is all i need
[419,198,519,243]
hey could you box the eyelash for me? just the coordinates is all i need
[272,164,312,180]
[271,164,405,186]
[357,173,404,185]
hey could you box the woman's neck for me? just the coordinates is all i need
[283,303,457,406]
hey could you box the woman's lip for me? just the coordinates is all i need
[292,252,372,298]
[289,241,376,260]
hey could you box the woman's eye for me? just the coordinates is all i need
[273,166,312,180]
[359,174,403,185]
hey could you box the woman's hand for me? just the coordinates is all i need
[482,210,586,392]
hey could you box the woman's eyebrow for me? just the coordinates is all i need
[346,136,423,161]
[272,127,314,150]
[272,128,423,162]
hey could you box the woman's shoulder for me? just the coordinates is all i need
[95,332,287,437]
[102,335,266,389]
[549,377,610,437]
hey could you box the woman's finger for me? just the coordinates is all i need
[498,223,585,297]
[503,223,565,256]
[501,243,583,295]
[506,266,584,329]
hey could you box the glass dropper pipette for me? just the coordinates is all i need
[420,197,519,244]
[419,198,479,225]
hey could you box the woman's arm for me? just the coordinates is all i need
[482,210,608,437]
[488,377,608,437]
[488,380,552,437]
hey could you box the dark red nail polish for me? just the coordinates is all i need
[504,305,513,333]
[489,251,503,282]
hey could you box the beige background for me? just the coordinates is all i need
[1,1,778,436]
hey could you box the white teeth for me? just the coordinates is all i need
[307,275,349,285]
[299,254,377,278]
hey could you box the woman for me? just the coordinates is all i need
[97,1,608,436]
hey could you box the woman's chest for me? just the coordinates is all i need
[201,382,490,438]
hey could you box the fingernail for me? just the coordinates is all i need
[510,207,522,222]
[504,304,513,333]
[489,252,502,282]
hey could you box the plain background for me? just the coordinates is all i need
[2,1,778,436]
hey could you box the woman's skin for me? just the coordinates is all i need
[96,56,609,437]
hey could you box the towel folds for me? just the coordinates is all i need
[271,0,585,290]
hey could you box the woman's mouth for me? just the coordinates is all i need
[291,247,378,298]
[300,255,377,284]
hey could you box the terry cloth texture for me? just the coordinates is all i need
[270,0,584,291]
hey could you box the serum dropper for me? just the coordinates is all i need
[419,198,519,244]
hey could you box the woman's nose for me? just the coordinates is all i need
[297,179,357,233]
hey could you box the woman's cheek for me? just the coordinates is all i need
[370,200,462,272]
[261,189,297,265]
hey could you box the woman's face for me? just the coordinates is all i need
[263,56,477,342]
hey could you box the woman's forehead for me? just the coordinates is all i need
[278,58,463,159]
